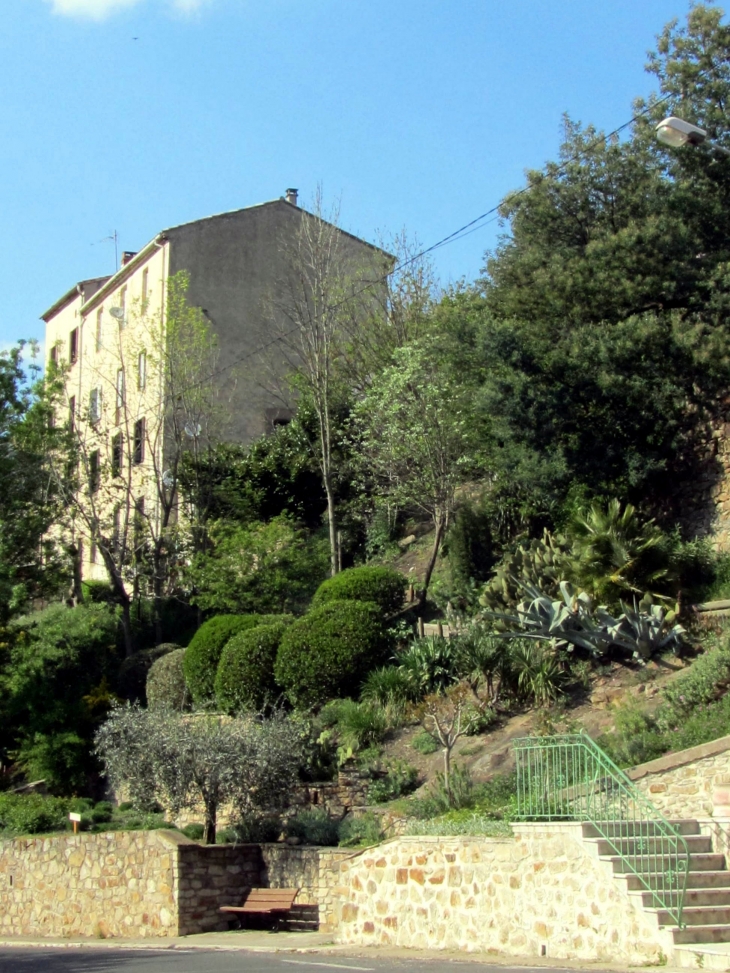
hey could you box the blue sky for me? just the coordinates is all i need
[0,0,707,352]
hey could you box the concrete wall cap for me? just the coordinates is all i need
[627,734,730,779]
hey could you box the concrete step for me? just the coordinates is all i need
[673,925,730,945]
[674,944,730,969]
[641,889,730,908]
[624,870,730,892]
[593,835,711,856]
[607,853,726,874]
[656,906,730,927]
[583,820,701,838]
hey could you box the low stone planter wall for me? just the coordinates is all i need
[333,827,667,963]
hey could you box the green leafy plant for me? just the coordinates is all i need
[117,644,179,705]
[510,641,568,705]
[412,730,439,754]
[0,794,72,836]
[338,812,384,847]
[361,665,419,706]
[318,699,389,763]
[313,565,407,617]
[480,530,572,613]
[284,809,340,846]
[215,622,289,714]
[187,516,329,617]
[398,637,459,697]
[368,761,420,803]
[567,499,673,605]
[275,600,391,709]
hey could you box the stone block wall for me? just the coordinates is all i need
[0,830,179,939]
[334,828,667,963]
[175,837,263,935]
[628,735,730,819]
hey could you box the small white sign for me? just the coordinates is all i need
[69,812,82,823]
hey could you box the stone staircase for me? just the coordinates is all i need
[583,819,730,967]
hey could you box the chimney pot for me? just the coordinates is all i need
[121,251,137,267]
[285,188,298,206]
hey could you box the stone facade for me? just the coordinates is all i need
[333,827,667,963]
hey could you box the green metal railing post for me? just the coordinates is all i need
[514,733,689,928]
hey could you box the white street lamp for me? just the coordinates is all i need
[655,116,730,156]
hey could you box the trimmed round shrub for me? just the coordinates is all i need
[312,566,407,616]
[275,600,390,708]
[215,622,288,714]
[117,644,179,704]
[147,648,190,711]
[183,615,264,706]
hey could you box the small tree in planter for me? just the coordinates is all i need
[95,705,302,843]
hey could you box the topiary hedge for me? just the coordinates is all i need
[183,615,265,706]
[215,622,289,714]
[117,644,179,704]
[146,648,190,711]
[274,600,391,708]
[312,566,407,616]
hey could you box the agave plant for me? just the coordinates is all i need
[600,596,685,662]
[484,580,685,663]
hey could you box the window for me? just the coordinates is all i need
[95,309,103,352]
[89,387,101,424]
[111,433,123,477]
[120,286,127,325]
[89,450,100,493]
[133,417,145,464]
[69,328,79,365]
[90,534,97,564]
[69,395,76,433]
[134,497,145,555]
[50,345,58,366]
[115,368,125,424]
[138,350,147,390]
[112,505,121,554]
[142,268,149,304]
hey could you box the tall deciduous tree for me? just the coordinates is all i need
[271,190,390,576]
[352,342,485,604]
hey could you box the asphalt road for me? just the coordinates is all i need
[0,950,582,973]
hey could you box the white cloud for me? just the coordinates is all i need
[47,0,145,19]
[45,0,209,20]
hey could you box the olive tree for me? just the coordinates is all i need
[95,705,303,843]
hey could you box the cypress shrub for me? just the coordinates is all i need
[182,615,263,706]
[146,648,190,711]
[215,622,289,714]
[275,600,390,708]
[312,566,406,616]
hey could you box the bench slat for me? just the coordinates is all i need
[219,886,299,916]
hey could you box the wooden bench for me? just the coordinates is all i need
[220,888,299,930]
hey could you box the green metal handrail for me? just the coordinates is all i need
[514,733,690,927]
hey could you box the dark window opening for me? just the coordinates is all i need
[69,328,79,365]
[133,418,145,464]
[89,450,100,494]
[111,433,123,477]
